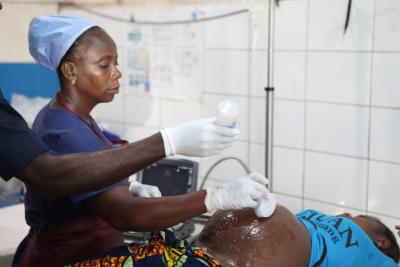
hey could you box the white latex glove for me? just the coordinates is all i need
[204,172,271,213]
[160,117,239,157]
[129,181,162,197]
[255,191,277,218]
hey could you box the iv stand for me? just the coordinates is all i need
[265,0,275,191]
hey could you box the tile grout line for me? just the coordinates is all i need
[301,0,311,211]
[365,0,378,215]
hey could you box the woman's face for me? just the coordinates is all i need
[73,28,121,104]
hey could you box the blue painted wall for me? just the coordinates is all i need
[0,63,59,102]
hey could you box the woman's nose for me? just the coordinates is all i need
[113,65,122,80]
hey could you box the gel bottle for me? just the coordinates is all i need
[214,99,239,128]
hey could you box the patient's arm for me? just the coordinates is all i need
[85,185,207,232]
[196,205,311,267]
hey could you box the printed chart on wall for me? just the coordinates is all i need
[122,6,203,101]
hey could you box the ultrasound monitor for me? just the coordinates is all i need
[125,158,199,244]
[136,158,198,196]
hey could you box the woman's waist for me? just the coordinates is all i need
[31,214,120,238]
[24,191,92,230]
[19,215,124,267]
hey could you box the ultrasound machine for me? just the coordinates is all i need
[123,158,205,245]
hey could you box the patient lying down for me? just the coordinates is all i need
[196,205,400,267]
[70,205,399,266]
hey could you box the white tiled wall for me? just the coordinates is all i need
[2,0,400,245]
[273,51,306,100]
[369,161,400,218]
[374,0,400,51]
[304,151,368,209]
[308,0,375,51]
[307,51,372,105]
[273,147,304,197]
[305,102,369,157]
[372,53,400,108]
[274,0,308,50]
[274,99,305,149]
[203,4,250,49]
[204,50,250,95]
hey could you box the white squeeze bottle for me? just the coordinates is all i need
[214,99,239,128]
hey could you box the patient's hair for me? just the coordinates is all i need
[363,215,400,262]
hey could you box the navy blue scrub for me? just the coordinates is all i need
[0,89,48,181]
[14,103,127,267]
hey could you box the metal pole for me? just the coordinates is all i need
[265,0,275,191]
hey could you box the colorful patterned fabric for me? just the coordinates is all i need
[67,230,223,267]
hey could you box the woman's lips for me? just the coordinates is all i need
[107,86,120,94]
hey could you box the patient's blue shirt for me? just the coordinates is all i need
[296,209,398,267]
[25,105,128,230]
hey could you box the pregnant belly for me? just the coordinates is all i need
[196,205,311,267]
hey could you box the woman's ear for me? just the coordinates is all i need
[377,238,392,250]
[60,61,76,85]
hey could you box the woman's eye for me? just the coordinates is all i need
[100,64,109,69]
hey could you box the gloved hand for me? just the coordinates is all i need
[204,172,275,216]
[129,181,162,197]
[160,117,239,157]
[255,191,277,218]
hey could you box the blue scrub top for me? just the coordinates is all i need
[25,104,127,230]
[296,209,398,267]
